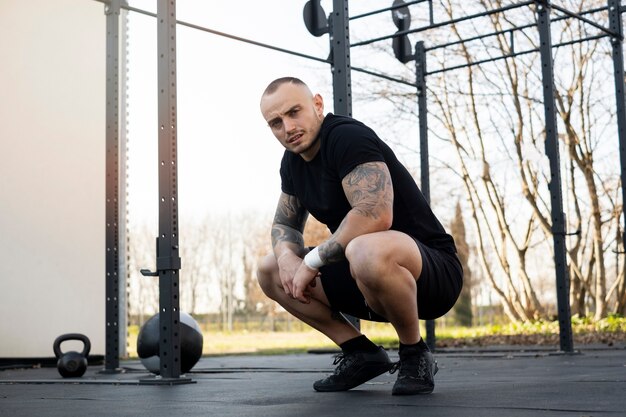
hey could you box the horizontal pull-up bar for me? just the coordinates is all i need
[93,1,415,94]
[550,3,621,39]
[426,5,609,52]
[427,25,530,53]
[350,0,427,21]
[426,33,607,76]
[351,0,534,48]
[119,3,330,64]
[351,67,416,88]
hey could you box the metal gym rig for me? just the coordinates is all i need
[100,0,626,384]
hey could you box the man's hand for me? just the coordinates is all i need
[292,262,319,303]
[276,252,305,297]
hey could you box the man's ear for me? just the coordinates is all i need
[313,93,324,117]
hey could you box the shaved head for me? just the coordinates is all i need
[262,77,309,98]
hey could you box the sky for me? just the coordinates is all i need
[122,0,421,227]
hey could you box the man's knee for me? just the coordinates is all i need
[257,253,279,295]
[345,235,369,267]
[345,235,389,285]
[346,231,422,282]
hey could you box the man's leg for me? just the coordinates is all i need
[257,253,361,345]
[345,230,438,395]
[345,230,423,344]
[257,254,393,391]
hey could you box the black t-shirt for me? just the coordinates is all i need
[280,113,456,253]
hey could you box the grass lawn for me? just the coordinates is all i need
[125,315,626,358]
[127,321,400,357]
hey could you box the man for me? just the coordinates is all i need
[257,77,462,395]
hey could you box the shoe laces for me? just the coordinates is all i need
[332,352,356,375]
[390,353,429,379]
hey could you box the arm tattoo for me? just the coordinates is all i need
[342,161,393,219]
[271,193,308,250]
[319,240,344,264]
[315,163,393,264]
[271,225,304,249]
[274,193,307,228]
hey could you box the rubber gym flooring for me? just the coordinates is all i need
[1,344,625,417]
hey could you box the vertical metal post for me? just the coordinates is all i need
[133,0,188,384]
[118,2,130,361]
[155,0,185,381]
[415,42,430,204]
[609,0,626,253]
[428,0,434,26]
[328,0,359,330]
[329,0,352,117]
[415,41,436,351]
[104,0,121,373]
[536,0,574,353]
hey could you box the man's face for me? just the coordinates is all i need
[260,83,324,161]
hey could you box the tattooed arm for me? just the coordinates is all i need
[271,192,312,298]
[272,192,309,259]
[317,161,394,264]
[292,161,393,302]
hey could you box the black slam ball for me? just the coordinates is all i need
[136,312,203,374]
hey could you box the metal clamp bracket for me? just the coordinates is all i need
[552,228,581,236]
[140,237,181,277]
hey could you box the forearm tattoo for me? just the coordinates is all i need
[271,193,308,250]
[342,161,393,219]
[271,225,304,249]
[319,240,345,264]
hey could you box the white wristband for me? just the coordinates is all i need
[304,247,324,269]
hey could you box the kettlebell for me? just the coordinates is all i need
[53,333,91,378]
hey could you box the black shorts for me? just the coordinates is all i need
[318,238,463,322]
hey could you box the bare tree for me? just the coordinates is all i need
[127,222,159,324]
[207,214,238,331]
[240,211,275,326]
[178,218,215,314]
[450,201,473,326]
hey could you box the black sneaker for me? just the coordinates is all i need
[391,345,439,395]
[313,346,393,392]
